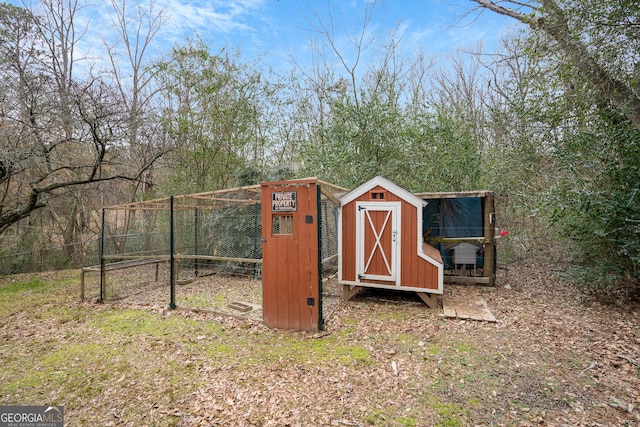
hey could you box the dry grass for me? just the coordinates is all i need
[1,260,638,426]
[80,262,343,324]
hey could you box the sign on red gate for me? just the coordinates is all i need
[260,179,322,331]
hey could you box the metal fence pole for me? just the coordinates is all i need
[99,208,105,302]
[316,184,324,330]
[169,196,176,309]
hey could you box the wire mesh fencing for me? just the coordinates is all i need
[81,180,346,323]
[0,239,100,276]
[318,187,343,321]
[172,186,264,319]
[80,202,173,302]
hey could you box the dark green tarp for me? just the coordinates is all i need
[422,197,486,270]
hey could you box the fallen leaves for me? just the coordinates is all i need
[1,261,639,426]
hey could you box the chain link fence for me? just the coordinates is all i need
[0,239,100,276]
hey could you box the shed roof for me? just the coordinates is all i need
[340,176,427,209]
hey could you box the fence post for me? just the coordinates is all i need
[316,183,324,330]
[99,208,105,302]
[169,196,176,309]
[194,208,199,277]
[483,192,496,286]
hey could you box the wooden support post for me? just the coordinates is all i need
[80,271,85,300]
[343,285,362,301]
[416,292,438,308]
[483,192,496,286]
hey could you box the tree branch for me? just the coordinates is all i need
[472,0,640,131]
[472,0,530,22]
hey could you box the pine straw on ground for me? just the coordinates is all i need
[0,260,638,426]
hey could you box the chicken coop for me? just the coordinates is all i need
[80,175,496,329]
[339,176,444,308]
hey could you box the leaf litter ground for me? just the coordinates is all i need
[0,260,638,426]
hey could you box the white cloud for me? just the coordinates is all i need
[158,0,262,36]
[4,0,521,78]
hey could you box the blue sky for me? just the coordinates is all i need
[154,0,520,72]
[7,0,522,76]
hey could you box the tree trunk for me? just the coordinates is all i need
[473,0,640,131]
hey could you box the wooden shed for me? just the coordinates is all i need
[339,176,443,307]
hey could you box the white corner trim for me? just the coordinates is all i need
[340,176,426,209]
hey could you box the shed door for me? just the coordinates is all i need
[356,202,400,284]
[261,181,322,332]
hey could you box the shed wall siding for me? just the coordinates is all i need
[341,201,357,282]
[341,185,440,291]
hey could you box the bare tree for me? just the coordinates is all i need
[471,0,640,130]
[155,39,266,194]
[0,1,163,236]
[428,45,490,148]
[105,0,168,200]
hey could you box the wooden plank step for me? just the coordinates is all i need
[228,301,253,312]
[441,286,496,322]
[443,304,457,318]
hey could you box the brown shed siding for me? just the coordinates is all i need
[340,183,441,292]
[341,200,357,282]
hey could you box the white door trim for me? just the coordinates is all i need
[355,201,401,284]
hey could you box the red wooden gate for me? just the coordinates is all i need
[261,179,322,331]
